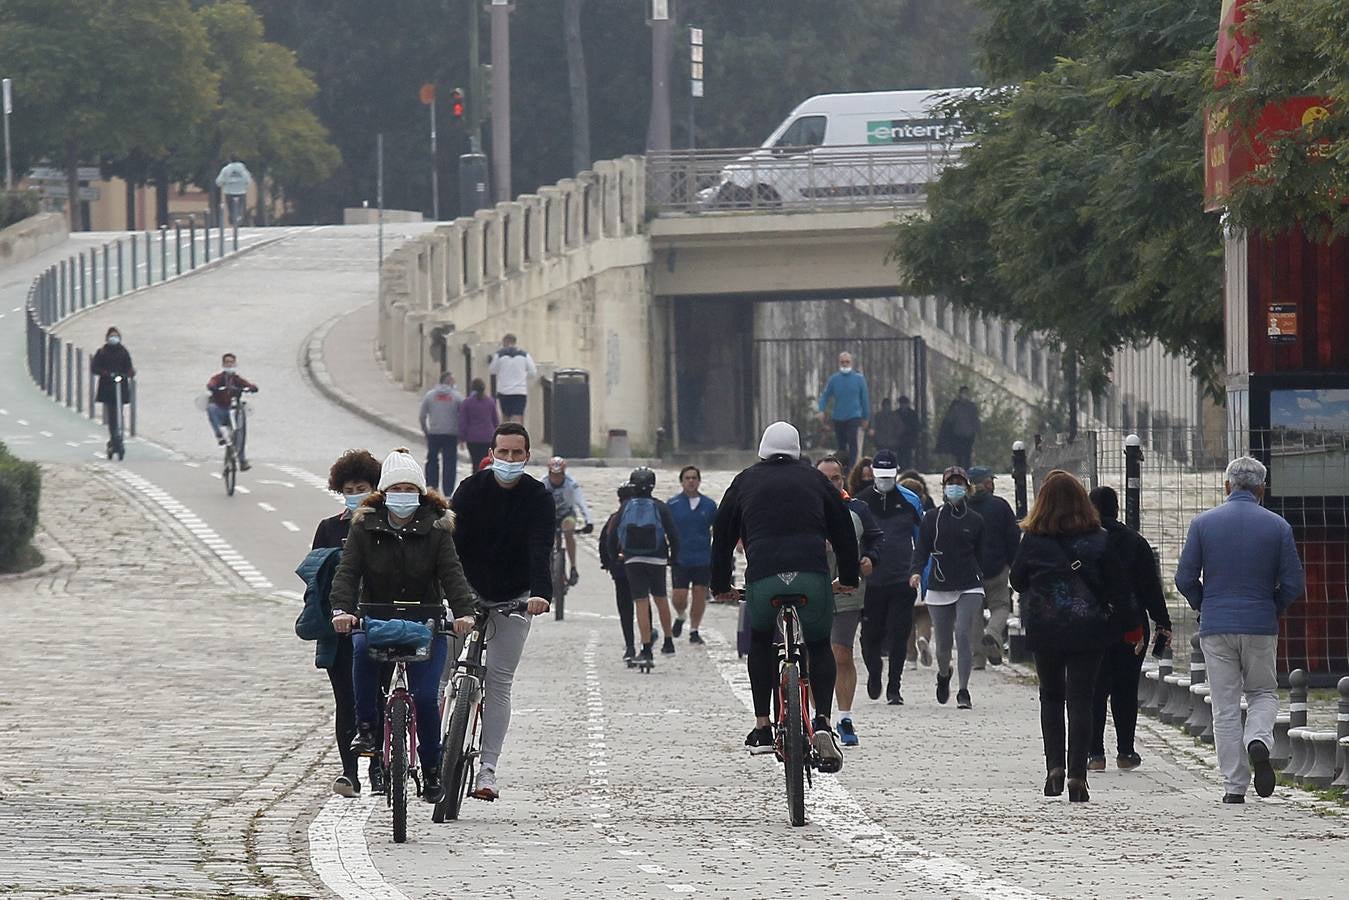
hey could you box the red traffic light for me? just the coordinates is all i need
[450,88,465,120]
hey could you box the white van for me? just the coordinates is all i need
[699,88,978,209]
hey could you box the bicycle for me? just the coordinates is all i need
[355,618,442,844]
[433,598,529,822]
[218,391,252,496]
[550,524,568,621]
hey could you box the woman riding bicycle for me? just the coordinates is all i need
[330,448,477,803]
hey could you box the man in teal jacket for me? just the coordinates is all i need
[818,350,870,469]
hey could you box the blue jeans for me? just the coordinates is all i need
[425,433,458,495]
[208,405,246,459]
[352,632,449,771]
[833,417,863,469]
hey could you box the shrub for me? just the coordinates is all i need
[0,441,42,572]
[0,190,40,230]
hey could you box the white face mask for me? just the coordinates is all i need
[875,476,897,493]
[107,335,121,345]
[222,366,236,375]
[343,492,369,512]
[385,491,421,517]
[839,366,853,374]
[492,459,527,483]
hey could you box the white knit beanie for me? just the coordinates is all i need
[758,421,801,460]
[377,448,427,492]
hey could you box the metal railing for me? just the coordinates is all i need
[646,143,961,215]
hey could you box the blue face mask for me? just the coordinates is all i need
[343,492,369,512]
[492,459,527,483]
[944,485,967,503]
[385,491,422,517]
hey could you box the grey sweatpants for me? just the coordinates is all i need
[479,610,534,771]
[928,592,983,690]
[970,567,1012,666]
[1202,633,1279,795]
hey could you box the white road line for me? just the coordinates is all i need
[258,479,296,488]
[16,419,28,425]
[281,520,301,532]
[308,797,412,900]
[39,430,53,437]
[10,306,19,312]
[258,502,277,513]
[66,441,80,448]
[235,485,251,494]
[700,626,1047,900]
[0,409,7,415]
[184,461,201,468]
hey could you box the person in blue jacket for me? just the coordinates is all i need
[818,350,870,470]
[667,465,718,645]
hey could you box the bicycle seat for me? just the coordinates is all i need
[769,594,808,609]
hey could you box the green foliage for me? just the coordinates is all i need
[892,0,1224,395]
[0,191,40,229]
[1211,0,1349,238]
[0,441,42,572]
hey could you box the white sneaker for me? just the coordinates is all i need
[472,766,499,801]
[916,636,933,667]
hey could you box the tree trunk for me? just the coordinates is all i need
[124,178,136,231]
[255,169,268,226]
[563,0,591,174]
[64,140,81,232]
[154,162,169,229]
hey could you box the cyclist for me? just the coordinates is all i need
[329,449,478,804]
[206,352,258,470]
[543,457,594,586]
[667,465,718,645]
[448,423,554,801]
[91,326,135,452]
[612,467,680,665]
[711,421,859,771]
[600,481,639,661]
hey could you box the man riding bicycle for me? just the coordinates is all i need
[712,421,859,772]
[543,457,594,586]
[207,352,258,470]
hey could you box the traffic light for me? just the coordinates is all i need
[449,88,466,121]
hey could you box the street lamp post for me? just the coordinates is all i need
[490,0,513,202]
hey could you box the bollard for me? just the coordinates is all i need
[233,219,238,252]
[103,242,110,296]
[1160,674,1184,724]
[160,225,168,278]
[1201,694,1215,744]
[117,240,123,294]
[1337,675,1349,744]
[1272,711,1292,770]
[64,343,73,407]
[1012,440,1028,519]
[91,245,99,304]
[1144,647,1172,718]
[175,221,183,274]
[1188,682,1212,737]
[1139,659,1160,710]
[131,237,138,290]
[655,425,666,459]
[148,231,155,284]
[204,217,211,263]
[1287,727,1310,783]
[189,217,197,269]
[79,252,87,309]
[1304,732,1338,788]
[1124,433,1142,532]
[1183,634,1208,733]
[1334,737,1349,788]
[59,259,67,316]
[75,347,84,414]
[88,370,96,420]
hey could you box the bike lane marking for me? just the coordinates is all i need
[308,796,412,900]
[699,625,1048,900]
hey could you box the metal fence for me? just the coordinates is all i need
[1021,428,1349,682]
[646,143,959,215]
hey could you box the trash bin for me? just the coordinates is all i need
[551,368,590,458]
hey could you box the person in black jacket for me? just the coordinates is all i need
[308,449,381,798]
[967,466,1022,668]
[600,481,639,661]
[909,466,985,709]
[1087,486,1173,772]
[712,422,859,773]
[447,423,554,802]
[1010,471,1128,803]
[90,326,135,452]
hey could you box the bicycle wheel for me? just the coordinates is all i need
[783,663,806,827]
[223,448,236,497]
[552,546,567,621]
[390,697,410,844]
[433,681,476,822]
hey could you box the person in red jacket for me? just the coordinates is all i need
[206,352,258,469]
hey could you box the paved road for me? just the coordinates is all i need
[3,228,1348,899]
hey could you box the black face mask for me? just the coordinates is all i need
[860,479,875,491]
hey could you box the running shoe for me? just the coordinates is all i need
[1087,756,1107,772]
[332,775,358,798]
[886,688,904,706]
[472,767,499,801]
[936,671,951,705]
[745,725,775,755]
[622,645,636,662]
[917,636,933,667]
[661,636,676,655]
[1116,752,1142,771]
[956,689,972,710]
[672,617,685,638]
[982,632,1004,666]
[350,722,378,756]
[866,667,882,700]
[637,645,655,666]
[688,630,705,645]
[812,717,844,773]
[836,718,859,747]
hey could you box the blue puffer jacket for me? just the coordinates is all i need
[294,547,343,668]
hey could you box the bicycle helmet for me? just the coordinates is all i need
[617,481,637,501]
[628,466,656,496]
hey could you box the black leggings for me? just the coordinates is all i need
[614,577,635,649]
[1091,630,1147,758]
[1034,648,1103,778]
[326,637,360,781]
[861,583,917,692]
[466,441,492,470]
[748,629,836,721]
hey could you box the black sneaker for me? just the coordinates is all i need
[886,688,904,706]
[1222,793,1246,804]
[422,769,442,803]
[982,633,1004,666]
[1249,740,1275,797]
[567,567,579,587]
[936,672,951,705]
[638,645,654,665]
[745,725,775,755]
[956,689,972,710]
[350,722,378,756]
[688,630,705,645]
[368,763,386,796]
[622,645,636,662]
[866,667,882,701]
[672,618,685,638]
[661,636,676,655]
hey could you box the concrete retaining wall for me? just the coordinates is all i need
[0,213,67,268]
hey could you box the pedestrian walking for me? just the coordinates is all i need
[967,466,1020,669]
[1087,486,1172,772]
[1010,470,1126,803]
[817,455,884,746]
[869,399,901,458]
[488,333,536,424]
[935,386,980,469]
[667,466,718,645]
[856,450,925,706]
[847,455,874,497]
[459,378,500,470]
[1175,456,1305,804]
[817,351,870,470]
[600,482,639,661]
[901,473,935,668]
[91,326,135,449]
[893,396,922,470]
[419,372,463,495]
[909,466,985,709]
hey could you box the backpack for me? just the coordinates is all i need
[618,497,666,558]
[1022,537,1115,646]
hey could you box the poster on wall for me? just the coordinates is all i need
[1269,388,1349,495]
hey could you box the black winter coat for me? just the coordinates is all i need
[911,502,985,591]
[858,486,922,587]
[968,491,1021,574]
[1102,519,1172,633]
[91,342,135,404]
[1010,529,1128,654]
[450,470,554,602]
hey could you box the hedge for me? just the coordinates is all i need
[0,441,41,572]
[0,190,40,231]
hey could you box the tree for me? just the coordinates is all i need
[1209,0,1349,238]
[891,0,1225,396]
[563,0,591,173]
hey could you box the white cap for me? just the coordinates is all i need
[758,421,801,460]
[377,448,427,492]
